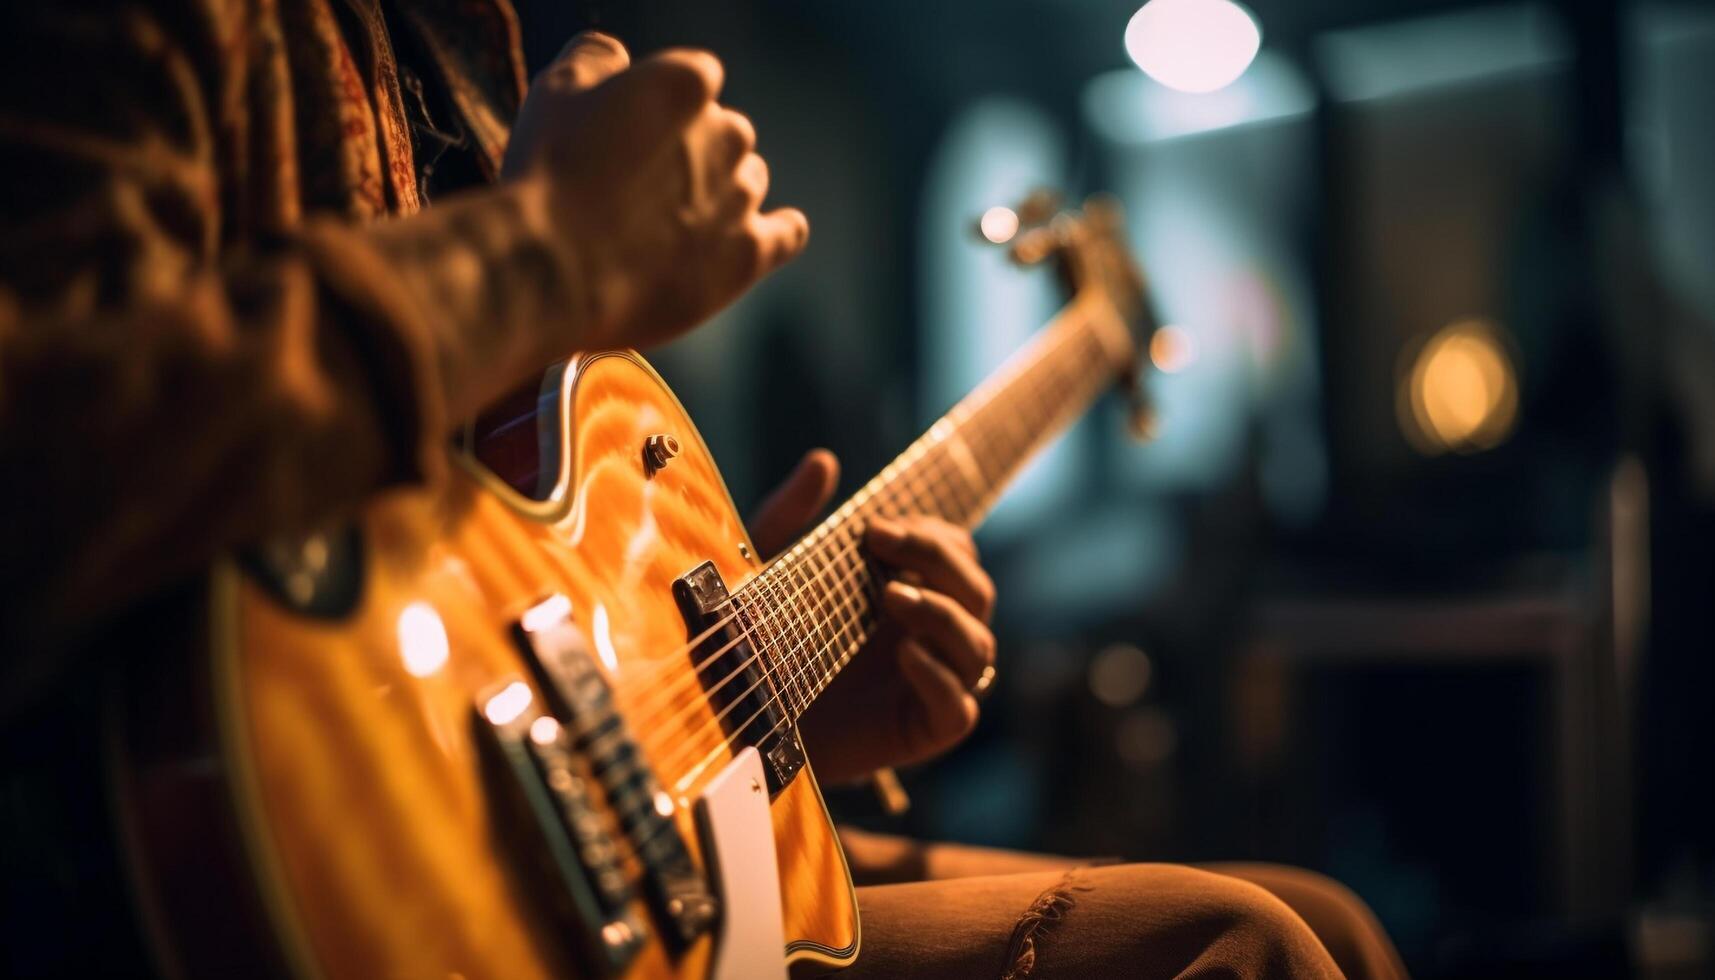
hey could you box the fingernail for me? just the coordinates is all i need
[884,581,921,608]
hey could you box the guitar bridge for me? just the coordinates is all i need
[476,681,647,977]
[673,562,805,797]
[482,596,719,966]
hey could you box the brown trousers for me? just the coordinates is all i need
[835,829,1408,979]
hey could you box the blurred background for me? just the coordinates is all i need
[520,1,1713,976]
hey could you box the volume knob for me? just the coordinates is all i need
[643,433,681,475]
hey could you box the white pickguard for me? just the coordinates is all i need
[695,747,788,980]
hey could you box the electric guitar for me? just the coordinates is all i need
[109,194,1159,977]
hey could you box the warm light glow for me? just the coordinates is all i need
[979,205,1020,244]
[1149,325,1196,373]
[601,921,635,948]
[1125,0,1262,94]
[1088,643,1155,708]
[653,790,676,818]
[483,681,534,726]
[528,715,562,746]
[592,603,619,673]
[520,593,572,633]
[1401,318,1519,455]
[397,601,449,678]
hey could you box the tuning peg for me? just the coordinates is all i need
[1082,193,1125,235]
[1016,189,1062,227]
[973,189,1067,254]
[1008,226,1062,265]
[1122,371,1159,442]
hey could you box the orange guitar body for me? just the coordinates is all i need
[114,351,859,978]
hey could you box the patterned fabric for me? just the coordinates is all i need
[0,0,531,693]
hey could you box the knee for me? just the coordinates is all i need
[1198,871,1337,974]
[1212,864,1404,980]
[1114,865,1342,978]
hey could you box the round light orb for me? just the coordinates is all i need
[1088,643,1154,708]
[979,205,1020,244]
[397,601,449,678]
[1400,318,1519,455]
[1125,0,1262,95]
[1149,325,1197,374]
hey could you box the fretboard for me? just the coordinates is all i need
[732,295,1130,722]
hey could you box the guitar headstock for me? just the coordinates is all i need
[983,190,1163,438]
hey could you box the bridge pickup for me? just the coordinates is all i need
[477,679,645,977]
[512,601,719,952]
[672,562,805,797]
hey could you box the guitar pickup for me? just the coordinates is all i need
[511,599,720,953]
[672,562,805,797]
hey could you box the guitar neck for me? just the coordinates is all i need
[731,296,1130,721]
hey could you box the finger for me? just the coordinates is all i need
[880,581,995,686]
[711,108,757,173]
[748,206,810,275]
[539,30,630,91]
[732,153,769,210]
[898,640,980,749]
[630,48,724,119]
[713,153,769,223]
[868,519,995,621]
[747,449,840,559]
[593,48,724,158]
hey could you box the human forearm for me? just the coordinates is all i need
[363,177,586,424]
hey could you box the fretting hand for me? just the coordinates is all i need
[747,451,997,785]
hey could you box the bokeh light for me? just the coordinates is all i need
[979,205,1020,244]
[396,601,449,678]
[1125,0,1262,95]
[1149,324,1197,373]
[1400,318,1520,455]
[482,681,534,726]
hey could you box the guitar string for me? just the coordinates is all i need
[601,313,1075,711]
[662,345,1109,788]
[607,326,1103,857]
[608,310,1097,734]
[612,444,958,736]
[620,459,967,769]
[622,319,1104,774]
[580,462,953,775]
[613,406,1021,850]
[612,336,1092,771]
[640,335,1107,784]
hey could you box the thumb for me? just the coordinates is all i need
[539,30,630,92]
[748,449,840,560]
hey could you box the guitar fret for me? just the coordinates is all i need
[770,566,813,716]
[733,308,1123,722]
[759,572,807,718]
[790,556,833,701]
[808,549,843,694]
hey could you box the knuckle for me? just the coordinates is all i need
[904,527,937,559]
[584,32,628,59]
[975,578,996,616]
[648,52,718,111]
[739,155,769,203]
[929,590,963,626]
[726,110,757,153]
